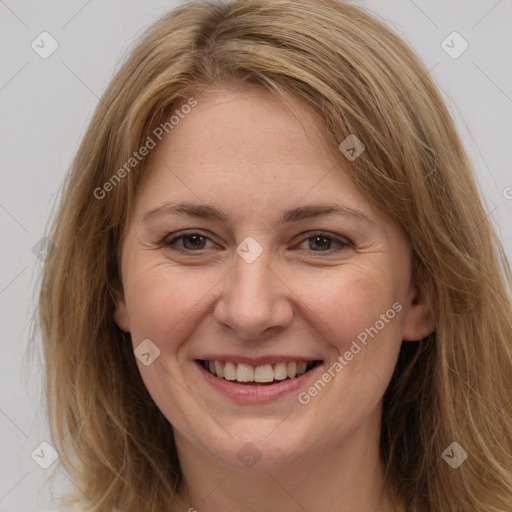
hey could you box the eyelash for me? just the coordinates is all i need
[162,230,352,255]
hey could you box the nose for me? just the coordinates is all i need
[213,249,294,340]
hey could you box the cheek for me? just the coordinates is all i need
[123,258,221,345]
[289,261,406,410]
[291,262,402,346]
[293,266,404,424]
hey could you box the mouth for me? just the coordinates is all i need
[197,359,323,386]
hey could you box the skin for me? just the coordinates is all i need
[114,87,435,512]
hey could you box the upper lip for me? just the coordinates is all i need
[196,355,323,366]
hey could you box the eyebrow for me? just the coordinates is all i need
[141,201,375,227]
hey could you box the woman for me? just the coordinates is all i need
[38,0,512,510]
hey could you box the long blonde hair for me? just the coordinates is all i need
[37,0,512,510]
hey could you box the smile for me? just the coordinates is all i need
[198,359,322,385]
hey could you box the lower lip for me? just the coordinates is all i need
[196,361,323,403]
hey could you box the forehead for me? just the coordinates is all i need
[168,88,333,172]
[131,88,374,224]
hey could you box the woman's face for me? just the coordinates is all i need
[114,88,434,470]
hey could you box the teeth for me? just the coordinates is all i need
[297,362,307,376]
[273,362,288,380]
[223,362,236,381]
[214,361,224,378]
[203,360,317,383]
[236,364,254,382]
[254,365,274,382]
[287,362,297,379]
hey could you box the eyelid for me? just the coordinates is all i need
[162,229,353,253]
[164,228,212,242]
[302,230,351,244]
[293,231,353,251]
[163,229,219,249]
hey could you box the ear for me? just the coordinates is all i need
[112,277,130,333]
[401,282,436,341]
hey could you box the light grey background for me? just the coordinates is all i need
[1,1,511,511]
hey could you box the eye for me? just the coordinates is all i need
[294,232,352,252]
[163,231,219,252]
[162,230,352,255]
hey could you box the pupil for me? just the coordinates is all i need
[310,236,330,251]
[184,235,205,250]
